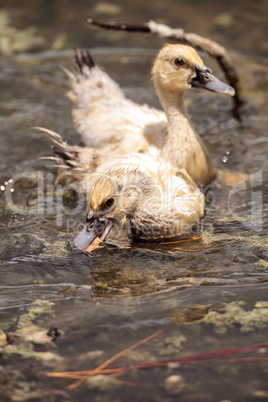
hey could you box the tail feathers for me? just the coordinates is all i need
[67,47,125,117]
[59,49,94,83]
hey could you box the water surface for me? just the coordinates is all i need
[0,1,268,401]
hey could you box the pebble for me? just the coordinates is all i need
[93,3,121,16]
[214,12,234,27]
[79,350,104,361]
[0,330,8,347]
[164,374,185,395]
[85,375,118,392]
[252,390,268,399]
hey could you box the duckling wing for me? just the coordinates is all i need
[131,167,205,240]
[67,53,166,153]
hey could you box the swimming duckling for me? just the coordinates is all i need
[73,162,205,247]
[51,44,234,250]
[68,44,234,185]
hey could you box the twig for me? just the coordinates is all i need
[161,235,201,245]
[126,342,268,370]
[65,330,162,390]
[87,18,243,118]
[46,338,268,390]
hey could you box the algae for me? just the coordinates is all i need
[205,301,268,334]
[1,299,63,364]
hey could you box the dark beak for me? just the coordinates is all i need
[73,212,113,251]
[191,65,235,96]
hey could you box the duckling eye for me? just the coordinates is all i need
[174,58,185,67]
[103,198,114,209]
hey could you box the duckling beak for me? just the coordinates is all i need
[191,65,235,96]
[73,212,113,251]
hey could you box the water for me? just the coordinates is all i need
[0,1,268,401]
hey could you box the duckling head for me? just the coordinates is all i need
[73,168,161,250]
[151,44,235,98]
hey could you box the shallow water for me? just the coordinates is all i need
[0,1,268,401]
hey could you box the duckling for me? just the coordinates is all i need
[73,162,205,248]
[68,45,234,185]
[50,44,234,250]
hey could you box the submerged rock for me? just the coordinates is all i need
[164,374,186,395]
[85,375,118,392]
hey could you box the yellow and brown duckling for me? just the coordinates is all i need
[48,44,235,249]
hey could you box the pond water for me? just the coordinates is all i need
[0,1,268,401]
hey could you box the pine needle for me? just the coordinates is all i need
[46,330,162,390]
[162,235,201,245]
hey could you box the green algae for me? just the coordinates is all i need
[205,301,268,334]
[0,10,45,55]
[156,335,186,356]
[1,299,63,364]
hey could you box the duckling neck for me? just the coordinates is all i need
[160,92,215,185]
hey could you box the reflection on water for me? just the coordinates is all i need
[0,1,268,400]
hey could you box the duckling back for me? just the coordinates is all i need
[67,50,167,155]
